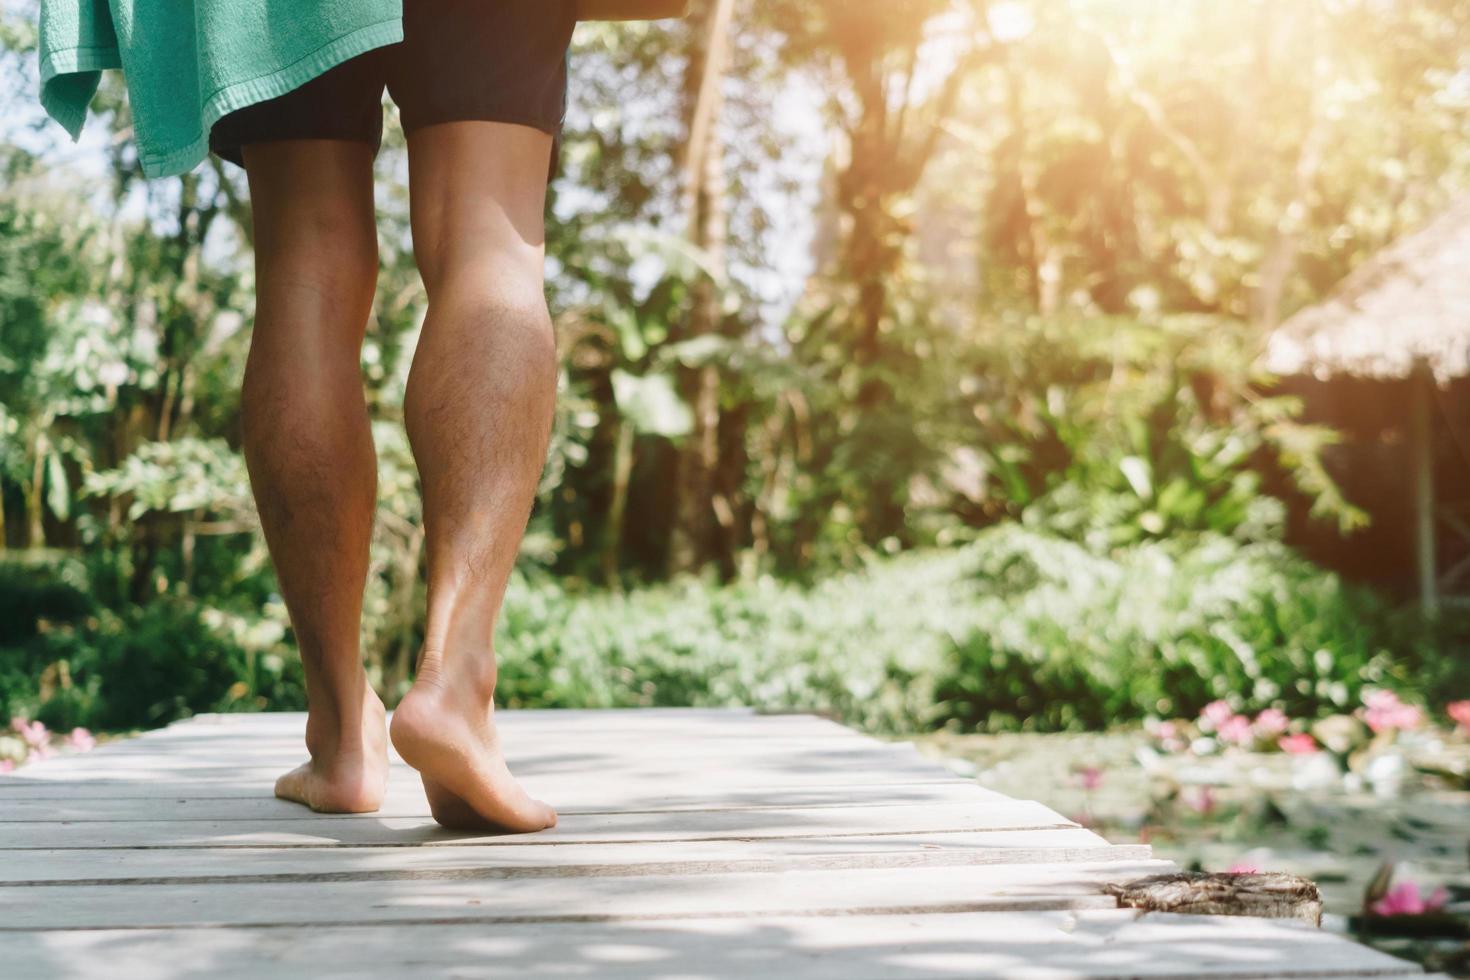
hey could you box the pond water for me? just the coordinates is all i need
[913,729,1470,976]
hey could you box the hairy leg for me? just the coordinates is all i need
[388,121,557,832]
[241,140,388,813]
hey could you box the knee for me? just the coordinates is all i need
[417,247,546,314]
[256,205,380,321]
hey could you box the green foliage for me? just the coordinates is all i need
[491,527,1446,734]
[495,545,987,732]
[956,315,1367,547]
[939,526,1427,731]
[84,438,252,521]
[0,555,93,645]
[5,601,304,731]
[0,528,1452,736]
[0,556,304,731]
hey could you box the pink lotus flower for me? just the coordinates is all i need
[1200,700,1234,731]
[1361,690,1423,734]
[1278,733,1319,755]
[1075,766,1104,791]
[66,728,95,752]
[10,719,49,750]
[1448,700,1470,735]
[1217,714,1255,746]
[1253,708,1290,737]
[1371,881,1448,917]
[1227,861,1261,874]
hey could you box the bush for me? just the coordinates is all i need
[938,526,1435,730]
[0,592,304,732]
[493,526,1448,733]
[496,546,990,733]
[2,528,1451,735]
[0,557,95,645]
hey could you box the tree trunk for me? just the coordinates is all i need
[604,418,636,589]
[668,0,735,576]
[26,434,46,548]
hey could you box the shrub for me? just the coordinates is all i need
[3,528,1450,736]
[494,526,1446,733]
[0,596,304,732]
[938,526,1427,730]
[496,546,990,733]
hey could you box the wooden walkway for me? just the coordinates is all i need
[0,709,1429,978]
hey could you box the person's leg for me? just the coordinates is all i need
[240,140,388,814]
[387,121,558,832]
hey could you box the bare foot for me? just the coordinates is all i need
[389,658,555,833]
[275,687,389,814]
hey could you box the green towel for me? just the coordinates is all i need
[39,0,404,178]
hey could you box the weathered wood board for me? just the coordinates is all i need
[0,710,1424,978]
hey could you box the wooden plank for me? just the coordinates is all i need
[0,800,1075,849]
[0,768,958,797]
[2,746,954,785]
[0,910,1422,979]
[0,781,1009,822]
[0,711,1416,979]
[0,772,970,812]
[126,715,860,742]
[0,776,982,810]
[0,861,1172,930]
[56,735,891,766]
[23,740,946,775]
[150,709,858,739]
[0,830,1146,885]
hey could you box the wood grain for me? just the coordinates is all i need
[0,709,1419,978]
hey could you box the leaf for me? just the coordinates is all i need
[609,224,729,291]
[603,300,646,361]
[661,334,734,368]
[1119,455,1153,500]
[610,369,693,438]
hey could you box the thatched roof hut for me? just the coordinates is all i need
[1265,197,1470,611]
[1266,196,1470,385]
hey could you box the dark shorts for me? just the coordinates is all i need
[210,0,576,169]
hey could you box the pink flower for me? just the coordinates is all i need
[1147,719,1188,753]
[0,759,13,773]
[1146,718,1180,741]
[1227,862,1261,874]
[66,728,95,752]
[1075,766,1104,791]
[9,719,49,750]
[1217,714,1254,746]
[1253,708,1290,737]
[1448,701,1470,735]
[1362,690,1423,734]
[1278,733,1319,755]
[1371,881,1449,917]
[1200,700,1234,731]
[1183,785,1216,814]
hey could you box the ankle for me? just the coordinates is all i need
[305,679,382,741]
[412,647,497,701]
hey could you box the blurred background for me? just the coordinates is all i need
[2,0,1470,961]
